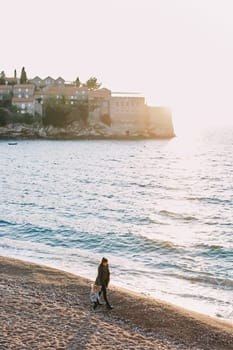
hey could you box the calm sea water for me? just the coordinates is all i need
[1,126,233,323]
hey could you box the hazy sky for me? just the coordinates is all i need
[2,0,233,130]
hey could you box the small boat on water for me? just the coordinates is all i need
[8,142,18,145]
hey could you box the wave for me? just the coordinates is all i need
[123,215,168,226]
[165,290,227,304]
[109,158,120,162]
[194,243,233,260]
[128,181,154,189]
[178,274,233,290]
[186,196,232,205]
[186,196,209,201]
[195,242,233,251]
[159,210,198,221]
[0,219,16,226]
[3,223,77,248]
[112,232,185,256]
[0,220,187,260]
[196,243,225,251]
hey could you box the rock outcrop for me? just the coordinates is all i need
[0,117,175,140]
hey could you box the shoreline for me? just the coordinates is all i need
[0,133,175,141]
[0,122,175,140]
[0,256,232,349]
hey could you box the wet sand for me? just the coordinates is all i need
[0,256,232,349]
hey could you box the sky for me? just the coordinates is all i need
[2,0,233,132]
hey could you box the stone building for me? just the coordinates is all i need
[34,86,89,103]
[88,88,111,123]
[12,84,42,116]
[110,92,149,135]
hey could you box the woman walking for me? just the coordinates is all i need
[95,257,113,310]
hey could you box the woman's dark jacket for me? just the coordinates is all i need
[95,264,110,287]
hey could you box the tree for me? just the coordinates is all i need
[0,71,6,85]
[75,77,81,87]
[20,67,28,84]
[84,77,101,90]
[42,97,71,127]
[0,108,7,126]
[42,96,90,127]
[67,99,89,124]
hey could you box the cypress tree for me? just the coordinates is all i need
[20,67,28,84]
[0,71,6,85]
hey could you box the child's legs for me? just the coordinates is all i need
[92,301,98,309]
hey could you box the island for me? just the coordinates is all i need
[0,70,175,139]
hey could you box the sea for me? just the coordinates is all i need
[0,126,232,324]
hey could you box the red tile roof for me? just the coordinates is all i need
[5,77,18,81]
[12,98,34,103]
[34,86,88,97]
[0,85,13,90]
[14,84,35,89]
[89,88,111,98]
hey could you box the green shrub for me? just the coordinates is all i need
[42,97,89,127]
[0,108,7,126]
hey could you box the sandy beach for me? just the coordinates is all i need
[0,256,232,350]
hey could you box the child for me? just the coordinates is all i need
[90,284,101,310]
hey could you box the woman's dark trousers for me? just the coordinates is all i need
[99,284,110,307]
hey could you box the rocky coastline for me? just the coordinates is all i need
[0,122,175,140]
